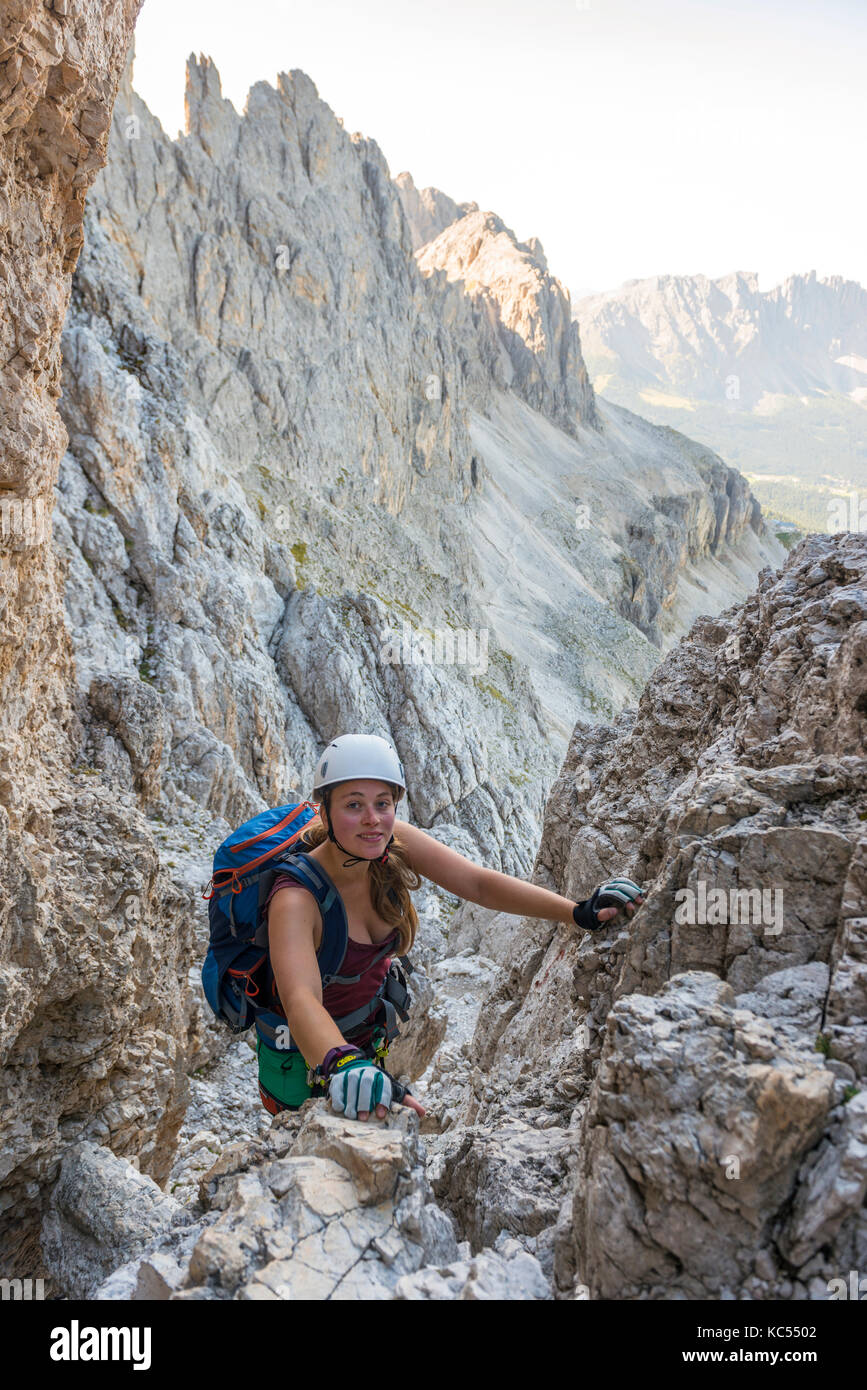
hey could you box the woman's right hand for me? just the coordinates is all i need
[328,1057,426,1121]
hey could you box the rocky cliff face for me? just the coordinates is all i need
[390,179,779,660]
[429,531,867,1298]
[56,49,561,856]
[0,0,190,1280]
[415,209,599,437]
[53,48,784,796]
[393,170,478,252]
[1,0,140,759]
[394,173,597,437]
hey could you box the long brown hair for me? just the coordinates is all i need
[297,784,420,957]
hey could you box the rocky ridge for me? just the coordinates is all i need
[428,531,867,1298]
[568,270,867,532]
[414,207,598,436]
[573,269,867,408]
[393,169,478,252]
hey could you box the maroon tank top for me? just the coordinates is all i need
[264,871,399,1049]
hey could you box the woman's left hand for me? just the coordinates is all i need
[573,876,646,931]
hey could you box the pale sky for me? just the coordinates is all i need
[130,0,867,299]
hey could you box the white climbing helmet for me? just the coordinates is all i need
[312,734,406,799]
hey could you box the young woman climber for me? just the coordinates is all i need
[256,733,645,1123]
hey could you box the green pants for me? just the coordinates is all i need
[256,1037,315,1110]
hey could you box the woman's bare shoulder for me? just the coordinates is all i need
[267,879,322,951]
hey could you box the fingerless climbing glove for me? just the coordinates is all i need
[573,877,644,931]
[327,1055,393,1119]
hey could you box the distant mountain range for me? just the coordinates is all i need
[572,271,867,535]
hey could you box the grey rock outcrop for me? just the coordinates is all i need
[68,1104,552,1301]
[394,170,478,251]
[0,0,163,1278]
[41,1139,193,1298]
[573,972,843,1299]
[416,207,599,436]
[426,533,867,1298]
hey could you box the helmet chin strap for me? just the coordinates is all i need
[322,790,395,868]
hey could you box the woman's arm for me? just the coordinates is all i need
[394,818,581,925]
[471,867,583,923]
[268,886,347,1066]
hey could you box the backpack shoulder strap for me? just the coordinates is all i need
[258,851,349,981]
[259,852,400,990]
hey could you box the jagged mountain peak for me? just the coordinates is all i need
[419,207,546,277]
[412,204,598,436]
[393,171,548,273]
[393,170,479,252]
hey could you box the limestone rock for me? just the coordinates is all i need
[84,1099,554,1301]
[417,207,599,435]
[384,960,448,1083]
[102,1102,465,1300]
[0,0,168,1280]
[88,674,168,810]
[41,1140,192,1298]
[778,1091,867,1268]
[292,1107,419,1206]
[393,1233,551,1300]
[394,170,478,251]
[0,0,812,1298]
[429,533,867,1299]
[573,972,837,1299]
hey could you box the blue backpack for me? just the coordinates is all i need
[201,800,413,1057]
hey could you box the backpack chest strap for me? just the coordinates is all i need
[321,936,395,986]
[256,957,412,1052]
